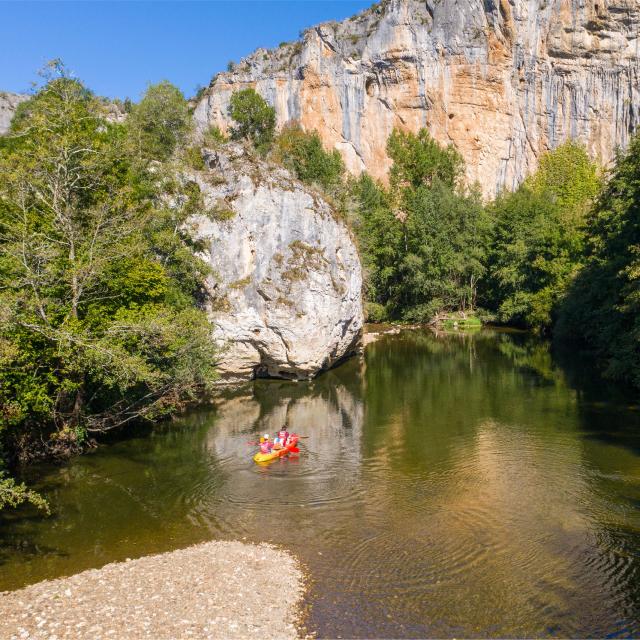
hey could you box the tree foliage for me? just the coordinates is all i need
[126,80,191,161]
[353,129,489,322]
[387,128,464,193]
[228,88,275,151]
[556,132,640,385]
[0,66,217,489]
[485,142,601,330]
[273,123,344,191]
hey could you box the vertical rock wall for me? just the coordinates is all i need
[194,0,640,196]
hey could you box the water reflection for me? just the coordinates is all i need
[1,329,639,638]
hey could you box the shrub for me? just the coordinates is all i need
[183,145,206,170]
[365,302,388,323]
[203,125,227,147]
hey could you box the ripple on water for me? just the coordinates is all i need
[4,330,640,638]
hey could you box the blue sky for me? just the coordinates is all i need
[0,1,372,100]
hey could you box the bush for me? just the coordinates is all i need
[183,145,206,170]
[203,125,227,147]
[365,302,388,323]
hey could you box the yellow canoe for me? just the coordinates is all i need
[253,437,299,464]
[253,448,289,464]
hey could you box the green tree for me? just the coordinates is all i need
[484,142,601,330]
[353,130,489,322]
[556,132,640,386]
[126,80,191,161]
[228,88,276,151]
[387,128,464,193]
[0,65,217,500]
[273,123,344,191]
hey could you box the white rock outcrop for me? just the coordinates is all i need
[189,143,363,383]
[0,92,28,135]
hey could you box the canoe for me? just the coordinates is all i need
[253,435,299,464]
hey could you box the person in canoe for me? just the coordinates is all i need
[253,431,299,463]
[259,433,273,454]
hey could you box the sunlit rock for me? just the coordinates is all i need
[189,143,363,383]
[194,0,640,197]
[0,92,27,135]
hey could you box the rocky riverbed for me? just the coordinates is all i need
[0,541,304,640]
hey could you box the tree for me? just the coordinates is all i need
[273,123,344,191]
[484,142,601,330]
[126,80,191,161]
[0,66,217,480]
[387,128,464,193]
[353,130,489,322]
[556,132,640,386]
[228,88,276,150]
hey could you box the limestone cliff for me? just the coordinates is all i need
[194,0,640,196]
[188,143,363,383]
[0,92,28,135]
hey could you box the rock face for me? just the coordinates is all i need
[194,0,640,196]
[0,92,28,135]
[189,143,363,383]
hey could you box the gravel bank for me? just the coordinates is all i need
[0,541,304,640]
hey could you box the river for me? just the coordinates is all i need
[2,329,640,637]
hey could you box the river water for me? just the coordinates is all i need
[2,329,640,637]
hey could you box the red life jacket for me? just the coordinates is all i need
[278,430,289,446]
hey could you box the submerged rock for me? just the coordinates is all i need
[189,143,363,383]
[194,0,640,197]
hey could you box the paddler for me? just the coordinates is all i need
[277,427,290,447]
[259,433,273,454]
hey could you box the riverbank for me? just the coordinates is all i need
[0,541,305,639]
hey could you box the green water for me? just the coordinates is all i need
[2,329,640,638]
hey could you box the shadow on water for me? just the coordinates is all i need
[1,328,639,638]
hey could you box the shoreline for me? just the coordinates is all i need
[0,540,306,640]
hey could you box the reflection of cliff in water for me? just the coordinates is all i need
[207,355,365,457]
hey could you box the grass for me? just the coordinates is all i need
[441,314,482,331]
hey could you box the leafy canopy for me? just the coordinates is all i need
[353,129,488,322]
[126,80,191,161]
[485,142,601,330]
[556,132,640,385]
[387,128,464,193]
[228,88,276,151]
[0,65,217,509]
